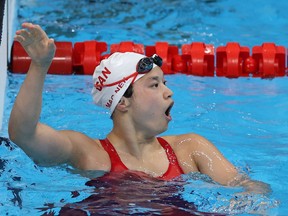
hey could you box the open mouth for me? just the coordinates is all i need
[165,102,174,117]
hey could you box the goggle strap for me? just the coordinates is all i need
[94,72,138,88]
[94,54,162,89]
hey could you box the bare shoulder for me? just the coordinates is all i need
[161,133,211,151]
[159,133,208,173]
[161,133,238,184]
[160,133,222,158]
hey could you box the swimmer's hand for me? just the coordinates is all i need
[224,192,279,215]
[14,22,56,68]
[228,174,271,195]
[237,179,271,195]
[224,175,276,214]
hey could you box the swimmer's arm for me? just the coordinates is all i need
[190,134,238,185]
[191,134,270,194]
[8,23,75,165]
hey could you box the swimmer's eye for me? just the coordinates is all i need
[153,83,159,88]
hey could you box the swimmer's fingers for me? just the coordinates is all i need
[21,22,44,35]
[14,23,56,66]
[227,193,274,214]
[15,23,49,47]
[24,23,49,40]
[239,179,271,195]
[14,29,32,44]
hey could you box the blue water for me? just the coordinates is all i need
[15,0,288,47]
[1,0,288,215]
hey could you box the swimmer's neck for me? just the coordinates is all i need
[106,129,158,160]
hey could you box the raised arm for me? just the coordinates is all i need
[8,23,74,166]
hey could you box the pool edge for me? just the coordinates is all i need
[0,0,16,132]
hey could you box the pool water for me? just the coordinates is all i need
[1,0,288,215]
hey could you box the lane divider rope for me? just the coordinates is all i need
[10,41,287,78]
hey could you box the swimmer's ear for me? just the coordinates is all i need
[116,97,130,112]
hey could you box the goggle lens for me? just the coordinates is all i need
[136,54,163,73]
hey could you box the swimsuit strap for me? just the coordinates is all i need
[157,137,185,180]
[100,137,184,180]
[99,139,128,172]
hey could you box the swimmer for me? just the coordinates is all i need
[9,23,269,193]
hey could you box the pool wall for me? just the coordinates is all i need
[0,0,16,131]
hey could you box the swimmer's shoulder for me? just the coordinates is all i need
[160,133,203,172]
[160,133,208,150]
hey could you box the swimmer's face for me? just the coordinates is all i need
[128,66,174,135]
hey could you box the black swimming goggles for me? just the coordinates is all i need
[94,54,163,88]
[136,54,163,73]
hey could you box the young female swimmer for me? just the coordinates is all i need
[9,23,269,194]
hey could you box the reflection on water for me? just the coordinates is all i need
[36,170,277,215]
[57,172,199,216]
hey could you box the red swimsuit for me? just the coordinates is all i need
[99,137,184,180]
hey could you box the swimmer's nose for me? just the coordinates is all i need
[164,85,173,99]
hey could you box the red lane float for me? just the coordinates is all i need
[110,41,144,54]
[216,42,250,78]
[11,41,73,75]
[252,43,286,78]
[73,41,107,75]
[146,42,178,74]
[182,42,214,76]
[10,40,288,78]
